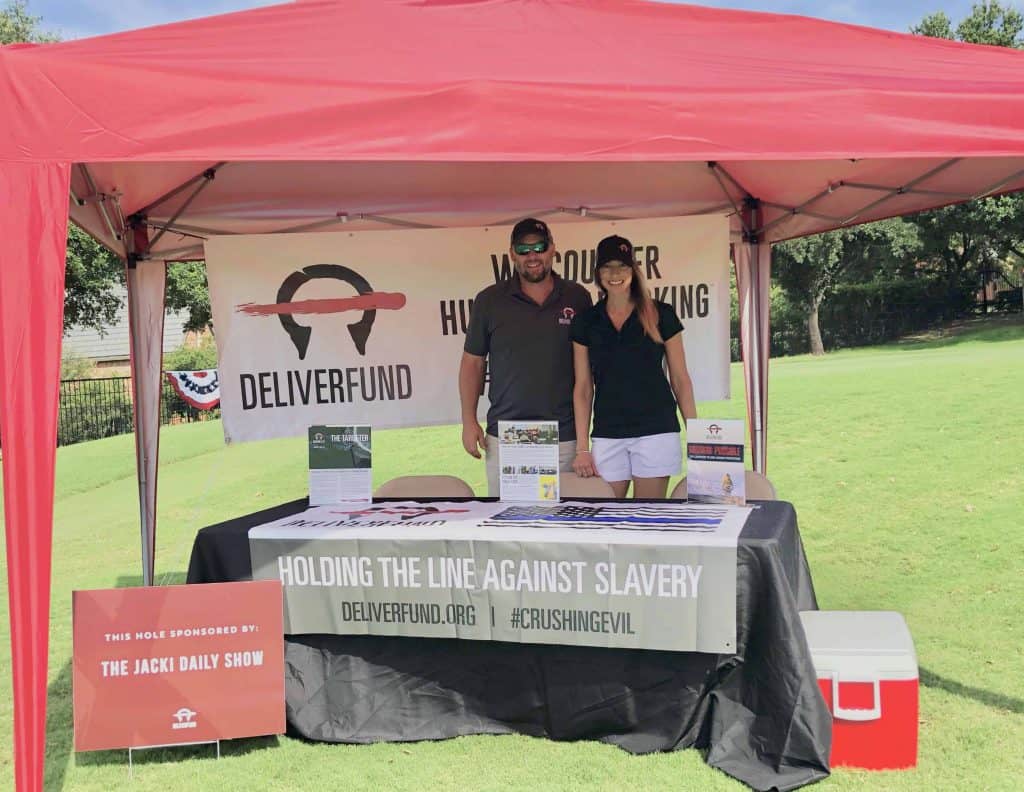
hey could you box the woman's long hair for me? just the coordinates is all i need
[597,260,663,344]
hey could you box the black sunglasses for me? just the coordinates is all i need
[513,240,550,255]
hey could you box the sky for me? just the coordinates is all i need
[19,0,1018,41]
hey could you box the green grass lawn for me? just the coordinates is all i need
[2,316,1023,791]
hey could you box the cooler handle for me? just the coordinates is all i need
[830,673,882,722]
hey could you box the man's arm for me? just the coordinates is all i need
[459,351,487,458]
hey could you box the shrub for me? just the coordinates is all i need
[60,351,95,380]
[819,279,975,350]
[163,335,218,371]
[731,277,976,361]
[730,284,808,360]
[57,378,134,446]
[162,336,221,425]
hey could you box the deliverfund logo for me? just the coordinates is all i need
[236,264,406,359]
[233,264,414,412]
[331,505,471,522]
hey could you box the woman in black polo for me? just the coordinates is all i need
[570,235,697,498]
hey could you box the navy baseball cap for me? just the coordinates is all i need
[510,218,552,244]
[595,235,635,268]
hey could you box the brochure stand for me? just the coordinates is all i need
[308,425,373,505]
[686,419,746,505]
[497,420,560,502]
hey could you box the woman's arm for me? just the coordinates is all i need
[571,342,597,477]
[664,333,697,425]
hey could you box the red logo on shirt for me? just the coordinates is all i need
[559,307,575,325]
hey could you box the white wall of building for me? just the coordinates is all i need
[63,287,188,363]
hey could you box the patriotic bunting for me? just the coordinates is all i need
[165,370,221,410]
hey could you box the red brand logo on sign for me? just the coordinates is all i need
[72,580,285,751]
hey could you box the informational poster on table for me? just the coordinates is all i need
[686,419,746,505]
[308,425,372,505]
[498,420,560,501]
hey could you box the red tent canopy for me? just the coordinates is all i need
[2,1,1024,790]
[2,0,1024,252]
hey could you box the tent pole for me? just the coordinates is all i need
[749,242,764,473]
[736,200,770,475]
[751,240,771,474]
[125,221,167,586]
[0,161,70,792]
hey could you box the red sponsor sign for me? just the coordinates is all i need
[73,581,285,751]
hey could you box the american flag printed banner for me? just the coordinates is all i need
[165,370,221,410]
[480,503,728,532]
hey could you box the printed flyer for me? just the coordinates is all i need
[309,425,372,504]
[498,420,560,502]
[686,419,746,505]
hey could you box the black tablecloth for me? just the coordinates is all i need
[188,499,830,791]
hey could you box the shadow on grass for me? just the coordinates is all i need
[115,572,188,587]
[894,314,1024,350]
[46,659,75,791]
[75,734,280,768]
[45,654,280,786]
[920,666,1024,715]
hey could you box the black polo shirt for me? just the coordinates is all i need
[570,300,683,439]
[465,273,593,440]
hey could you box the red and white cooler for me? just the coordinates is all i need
[800,610,919,770]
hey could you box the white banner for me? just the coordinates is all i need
[205,217,730,443]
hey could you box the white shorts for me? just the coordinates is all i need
[592,432,682,482]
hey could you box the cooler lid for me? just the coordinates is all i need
[799,610,918,680]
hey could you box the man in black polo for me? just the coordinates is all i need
[459,218,593,496]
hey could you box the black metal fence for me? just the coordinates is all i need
[57,376,220,447]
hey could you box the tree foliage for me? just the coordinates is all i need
[774,220,921,354]
[910,196,1024,287]
[63,226,123,332]
[909,2,1024,290]
[913,1,1024,47]
[0,0,56,44]
[165,262,213,333]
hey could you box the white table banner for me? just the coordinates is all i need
[248,500,751,652]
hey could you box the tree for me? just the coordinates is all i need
[63,226,123,331]
[910,12,954,40]
[910,2,1024,293]
[912,1,1024,47]
[0,1,56,44]
[165,262,213,333]
[910,196,1022,289]
[774,220,920,355]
